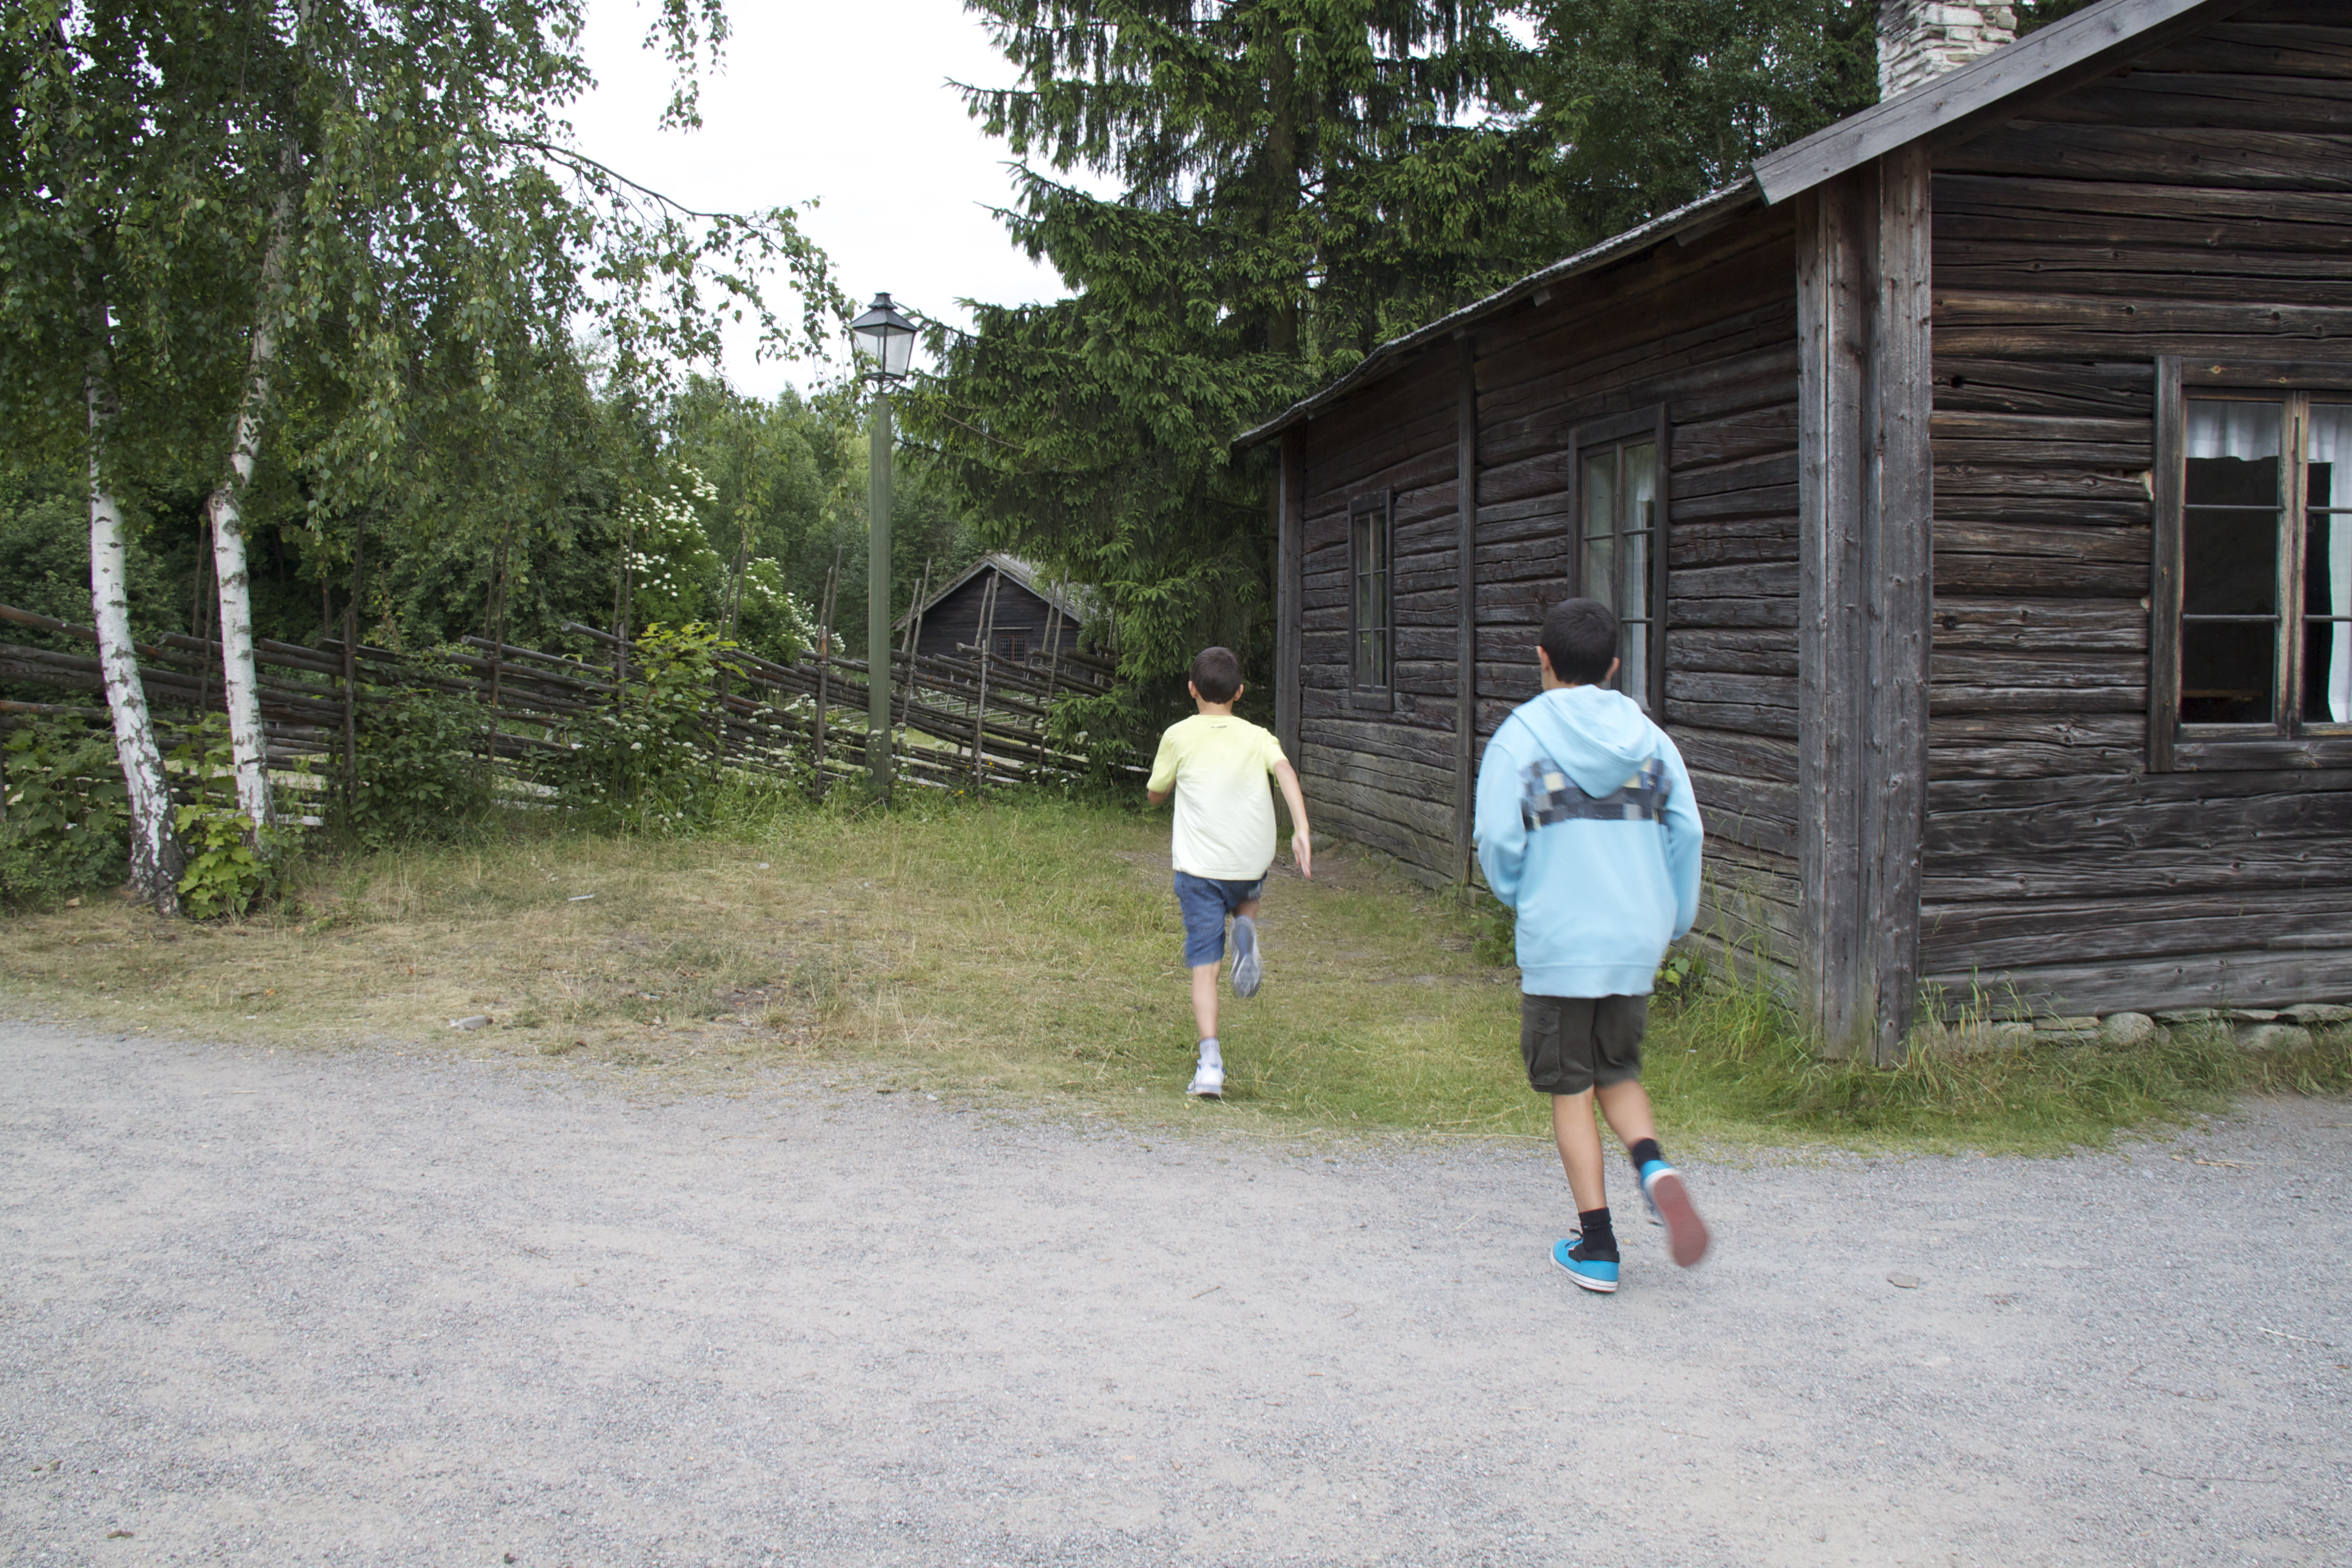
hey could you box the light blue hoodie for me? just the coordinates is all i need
[1474,685,1703,998]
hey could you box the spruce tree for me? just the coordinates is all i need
[913,1,1568,695]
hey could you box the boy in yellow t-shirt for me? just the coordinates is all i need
[1145,647,1313,1098]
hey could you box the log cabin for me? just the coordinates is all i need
[1234,0,2352,1060]
[897,554,1083,666]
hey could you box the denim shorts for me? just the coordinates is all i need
[1175,872,1264,968]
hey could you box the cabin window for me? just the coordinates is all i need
[995,631,1029,663]
[1570,409,1669,712]
[1348,490,1394,707]
[2155,361,2352,768]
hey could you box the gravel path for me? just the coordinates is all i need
[2,1024,2347,1567]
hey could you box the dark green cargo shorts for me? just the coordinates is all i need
[1519,993,1648,1097]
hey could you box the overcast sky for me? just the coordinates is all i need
[567,0,1088,399]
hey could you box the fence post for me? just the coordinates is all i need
[341,603,357,813]
[971,572,999,786]
[813,555,837,777]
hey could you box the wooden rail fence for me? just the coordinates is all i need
[0,599,1124,798]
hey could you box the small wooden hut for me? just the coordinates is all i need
[897,554,1083,666]
[1235,0,2352,1058]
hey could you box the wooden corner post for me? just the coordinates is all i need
[1796,144,1934,1065]
[1454,335,1479,882]
[1275,429,1305,761]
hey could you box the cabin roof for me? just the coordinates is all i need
[1234,0,2240,450]
[894,552,1084,632]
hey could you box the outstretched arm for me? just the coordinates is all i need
[1272,759,1313,879]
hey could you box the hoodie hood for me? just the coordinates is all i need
[1515,686,1662,796]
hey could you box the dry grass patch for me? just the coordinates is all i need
[10,790,2345,1152]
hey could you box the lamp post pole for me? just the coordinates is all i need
[848,292,917,797]
[866,383,893,795]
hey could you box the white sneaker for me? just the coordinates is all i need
[1186,1062,1225,1098]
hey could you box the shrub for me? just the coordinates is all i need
[0,714,130,906]
[338,686,496,850]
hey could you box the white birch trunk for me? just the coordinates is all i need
[87,373,182,915]
[203,183,297,839]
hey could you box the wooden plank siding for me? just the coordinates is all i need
[1288,206,1805,976]
[1916,0,2352,1016]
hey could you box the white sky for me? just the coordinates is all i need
[566,0,1088,400]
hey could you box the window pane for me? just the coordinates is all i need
[1582,450,1617,609]
[2186,400,2281,472]
[1621,621,1649,706]
[1622,440,1656,616]
[2308,490,2351,723]
[2307,403,2351,508]
[2182,502,2278,616]
[2303,615,2351,725]
[2181,621,2276,725]
[1352,505,1387,688]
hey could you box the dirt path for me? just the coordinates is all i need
[2,1026,2347,1567]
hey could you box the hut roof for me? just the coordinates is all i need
[1234,0,2233,450]
[894,553,1086,632]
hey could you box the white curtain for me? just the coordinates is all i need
[2312,405,2352,724]
[2186,400,2280,461]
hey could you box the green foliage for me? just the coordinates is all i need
[916,1,1574,703]
[1527,0,1878,235]
[533,622,768,831]
[167,716,293,919]
[338,688,496,851]
[0,717,130,906]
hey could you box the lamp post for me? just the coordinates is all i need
[849,292,917,794]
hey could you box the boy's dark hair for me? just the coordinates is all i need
[1190,646,1243,703]
[1539,598,1619,686]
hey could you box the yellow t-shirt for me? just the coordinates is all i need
[1147,714,1289,880]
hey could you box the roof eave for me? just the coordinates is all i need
[1233,178,1764,451]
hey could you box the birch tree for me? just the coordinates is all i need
[6,1,840,849]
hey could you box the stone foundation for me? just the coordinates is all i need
[1918,1003,2351,1056]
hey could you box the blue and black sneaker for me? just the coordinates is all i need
[1639,1159,1711,1268]
[1551,1232,1619,1294]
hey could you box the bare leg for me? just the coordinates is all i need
[1595,1079,1659,1153]
[1555,1080,1661,1213]
[1189,962,1221,1040]
[1551,1091,1607,1213]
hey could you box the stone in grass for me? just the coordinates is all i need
[448,1015,492,1030]
[2034,1015,2102,1045]
[2236,1023,2314,1053]
[2098,1012,2157,1047]
[2282,1003,2352,1027]
[2154,1008,2224,1026]
[1920,1020,2034,1055]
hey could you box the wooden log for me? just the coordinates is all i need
[1932,597,2148,651]
[1666,517,1802,570]
[1932,358,2153,419]
[1670,727,1800,784]
[2030,71,2352,139]
[1924,837,2352,902]
[1668,629,1800,676]
[1941,119,2352,192]
[1917,948,2352,1019]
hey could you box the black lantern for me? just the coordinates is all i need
[849,292,917,381]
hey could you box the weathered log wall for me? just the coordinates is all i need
[1288,210,1806,982]
[1918,0,2352,1014]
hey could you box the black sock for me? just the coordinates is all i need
[1576,1206,1617,1257]
[1628,1137,1663,1172]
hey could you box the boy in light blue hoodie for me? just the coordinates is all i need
[1475,598,1709,1294]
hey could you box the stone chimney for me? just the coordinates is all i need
[1879,1,2019,99]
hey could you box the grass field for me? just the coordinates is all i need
[5,789,2347,1153]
